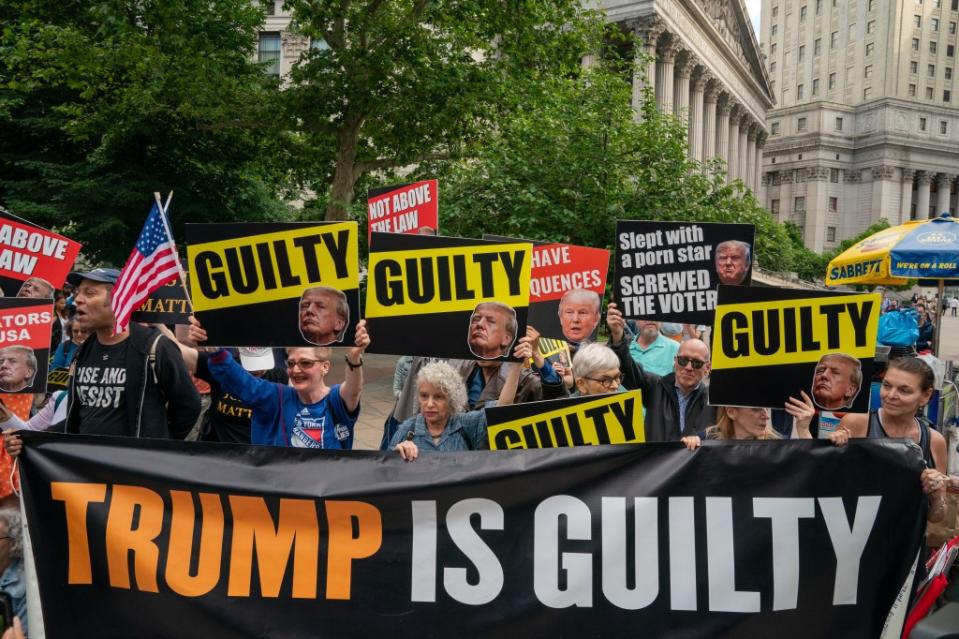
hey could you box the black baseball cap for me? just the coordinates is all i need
[66,268,121,287]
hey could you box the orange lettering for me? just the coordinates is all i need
[50,482,107,584]
[227,496,318,598]
[105,485,164,592]
[165,491,224,597]
[325,501,382,600]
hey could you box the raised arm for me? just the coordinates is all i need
[339,319,370,413]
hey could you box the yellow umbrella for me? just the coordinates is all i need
[825,213,959,353]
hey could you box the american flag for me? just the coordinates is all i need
[111,202,181,334]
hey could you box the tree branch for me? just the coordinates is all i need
[355,152,458,176]
[411,0,428,20]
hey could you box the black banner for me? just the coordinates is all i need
[614,220,755,324]
[20,433,922,638]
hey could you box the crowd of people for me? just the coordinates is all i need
[0,264,950,634]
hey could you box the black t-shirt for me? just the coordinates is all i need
[75,338,130,436]
[196,350,288,444]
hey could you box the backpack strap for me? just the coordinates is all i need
[148,333,163,385]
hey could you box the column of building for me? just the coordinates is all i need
[900,169,915,224]
[737,115,749,186]
[689,70,708,162]
[917,172,933,219]
[655,37,678,114]
[631,18,664,115]
[806,166,831,252]
[754,134,767,202]
[870,165,898,231]
[936,173,953,217]
[727,106,740,183]
[715,96,732,176]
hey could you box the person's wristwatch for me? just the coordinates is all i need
[345,355,364,370]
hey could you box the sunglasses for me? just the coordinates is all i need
[676,356,707,370]
[285,358,325,370]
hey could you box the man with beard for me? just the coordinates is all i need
[715,240,751,286]
[467,302,517,360]
[811,353,862,411]
[606,303,715,442]
[628,318,679,377]
[299,286,349,346]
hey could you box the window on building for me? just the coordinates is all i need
[798,117,808,130]
[935,0,942,7]
[817,0,823,13]
[910,83,918,95]
[815,38,822,55]
[953,0,958,10]
[829,197,838,212]
[797,83,804,99]
[772,121,781,134]
[836,117,844,130]
[933,17,941,31]
[813,78,820,94]
[771,61,777,73]
[947,67,953,79]
[795,196,806,211]
[772,24,778,37]
[263,0,276,15]
[831,168,840,182]
[920,116,928,130]
[866,42,875,56]
[865,65,873,78]
[799,45,806,61]
[946,89,953,101]
[773,5,779,16]
[827,227,837,242]
[771,43,778,55]
[927,86,935,98]
[912,60,919,73]
[917,0,924,4]
[932,41,939,54]
[868,0,875,9]
[829,72,837,88]
[257,32,281,78]
[913,38,921,51]
[951,22,957,35]
[801,5,808,21]
[915,15,923,28]
[864,87,873,99]
[942,120,949,133]
[930,63,937,76]
[831,31,839,47]
[867,20,876,33]
[949,45,956,57]
[771,199,781,214]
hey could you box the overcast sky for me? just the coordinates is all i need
[746,0,761,38]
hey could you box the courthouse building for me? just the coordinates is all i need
[600,1,775,197]
[761,0,959,251]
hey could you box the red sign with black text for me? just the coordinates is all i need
[367,180,439,239]
[0,211,82,294]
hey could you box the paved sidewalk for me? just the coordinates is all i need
[327,353,398,450]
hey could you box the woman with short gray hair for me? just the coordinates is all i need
[391,339,531,460]
[571,342,622,396]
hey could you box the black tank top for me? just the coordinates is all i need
[867,409,935,468]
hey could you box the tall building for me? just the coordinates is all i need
[602,1,774,197]
[761,0,959,252]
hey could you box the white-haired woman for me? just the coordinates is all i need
[571,342,623,396]
[391,340,531,460]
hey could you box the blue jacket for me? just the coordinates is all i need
[207,350,358,448]
[50,340,78,370]
[389,410,488,452]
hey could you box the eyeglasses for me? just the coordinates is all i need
[285,358,325,370]
[582,374,622,388]
[676,356,707,370]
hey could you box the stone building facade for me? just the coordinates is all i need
[762,0,959,252]
[601,0,774,198]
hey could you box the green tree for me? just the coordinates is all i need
[0,0,293,263]
[282,0,603,220]
[417,53,797,272]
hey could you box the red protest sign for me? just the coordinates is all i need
[530,243,610,303]
[0,298,54,394]
[0,211,82,289]
[367,180,439,239]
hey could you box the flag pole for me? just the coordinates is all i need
[153,191,195,314]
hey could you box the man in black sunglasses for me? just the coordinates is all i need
[606,303,715,442]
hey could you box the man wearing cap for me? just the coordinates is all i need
[5,268,200,446]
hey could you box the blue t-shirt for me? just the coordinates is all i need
[207,351,358,448]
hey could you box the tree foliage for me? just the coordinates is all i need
[405,53,799,273]
[0,0,293,263]
[282,0,603,219]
